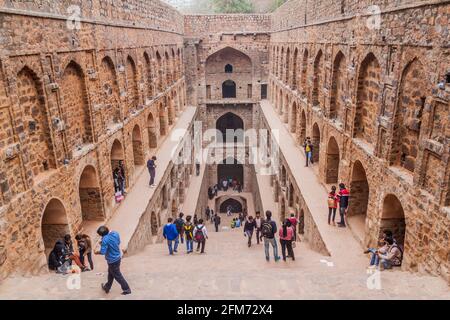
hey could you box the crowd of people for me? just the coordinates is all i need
[47,227,132,295]
[208,177,243,199]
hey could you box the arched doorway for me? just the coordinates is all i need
[217,158,244,187]
[290,102,297,132]
[147,112,157,149]
[312,123,321,163]
[380,194,406,247]
[219,198,243,213]
[280,198,286,222]
[159,103,167,136]
[111,140,125,193]
[41,199,70,252]
[222,80,236,98]
[298,109,306,144]
[79,165,104,221]
[348,161,370,241]
[216,112,244,143]
[171,198,177,219]
[151,211,158,236]
[298,209,305,235]
[326,137,340,184]
[132,125,144,168]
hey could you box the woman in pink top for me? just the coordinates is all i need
[279,219,295,261]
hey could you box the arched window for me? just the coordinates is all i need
[222,80,236,98]
[225,64,233,73]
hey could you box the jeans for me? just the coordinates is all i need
[280,239,295,260]
[338,207,347,226]
[245,230,253,247]
[196,164,200,176]
[79,250,94,270]
[264,237,279,260]
[104,259,130,292]
[178,232,184,244]
[215,224,219,232]
[149,169,155,185]
[305,151,312,166]
[256,228,261,244]
[380,258,393,269]
[186,239,193,253]
[368,248,379,266]
[196,240,205,253]
[328,207,337,224]
[167,239,179,254]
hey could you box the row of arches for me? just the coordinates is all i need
[271,49,432,175]
[0,57,185,204]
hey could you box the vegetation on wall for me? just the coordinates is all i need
[212,0,254,13]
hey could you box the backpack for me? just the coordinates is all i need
[184,224,193,240]
[262,221,274,238]
[195,226,205,242]
[175,218,184,232]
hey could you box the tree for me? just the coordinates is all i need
[212,0,254,13]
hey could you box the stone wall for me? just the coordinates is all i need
[0,0,187,280]
[269,0,449,282]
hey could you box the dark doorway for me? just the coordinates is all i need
[216,112,244,143]
[261,84,267,99]
[220,199,243,213]
[222,80,236,98]
[218,158,244,187]
[225,64,233,73]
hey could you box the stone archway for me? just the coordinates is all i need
[132,125,144,168]
[298,109,306,144]
[312,123,321,163]
[216,112,244,143]
[380,194,406,247]
[290,101,297,133]
[147,112,157,149]
[347,161,370,242]
[326,137,340,184]
[41,199,70,252]
[111,139,125,193]
[219,198,243,213]
[222,80,236,98]
[171,198,177,219]
[151,211,158,236]
[298,209,305,234]
[217,157,244,188]
[79,165,104,221]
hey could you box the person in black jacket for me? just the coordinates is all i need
[261,211,281,262]
[244,216,257,247]
[48,240,67,271]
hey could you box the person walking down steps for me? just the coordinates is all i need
[244,216,256,247]
[95,226,131,295]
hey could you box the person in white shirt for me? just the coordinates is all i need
[193,219,208,253]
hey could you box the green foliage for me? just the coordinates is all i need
[212,0,254,13]
[270,0,288,11]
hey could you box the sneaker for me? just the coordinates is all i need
[101,283,110,294]
[266,257,270,262]
[121,290,132,295]
[275,256,281,262]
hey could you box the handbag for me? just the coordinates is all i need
[327,198,336,207]
[292,241,296,248]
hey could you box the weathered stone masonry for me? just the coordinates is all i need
[0,0,187,279]
[0,0,449,285]
[269,0,449,282]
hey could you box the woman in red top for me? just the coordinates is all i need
[279,219,295,261]
[328,186,338,226]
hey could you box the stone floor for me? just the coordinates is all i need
[0,212,449,300]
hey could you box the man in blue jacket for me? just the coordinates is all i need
[163,217,179,255]
[95,226,131,295]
